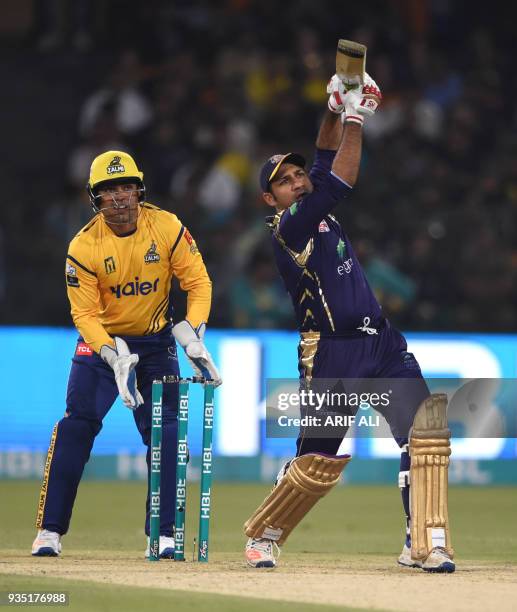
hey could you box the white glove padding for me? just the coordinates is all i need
[100,337,144,409]
[343,72,381,125]
[327,73,381,125]
[327,74,347,114]
[172,320,222,387]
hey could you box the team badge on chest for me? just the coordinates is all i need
[144,241,161,264]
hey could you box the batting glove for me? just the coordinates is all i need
[342,72,382,126]
[327,74,347,113]
[100,337,144,409]
[172,320,222,387]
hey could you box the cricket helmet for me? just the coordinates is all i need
[87,150,146,210]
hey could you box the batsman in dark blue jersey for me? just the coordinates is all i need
[244,72,454,573]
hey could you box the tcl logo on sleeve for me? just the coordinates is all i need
[183,229,198,254]
[184,229,193,245]
[76,342,93,356]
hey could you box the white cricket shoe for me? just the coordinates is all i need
[245,538,279,568]
[397,543,422,568]
[32,529,61,557]
[422,547,455,573]
[145,536,175,559]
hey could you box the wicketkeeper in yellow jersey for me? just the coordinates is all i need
[32,151,221,558]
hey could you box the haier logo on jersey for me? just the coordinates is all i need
[106,156,125,175]
[110,277,159,298]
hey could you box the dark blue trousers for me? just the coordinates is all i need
[36,326,179,537]
[296,322,429,546]
[296,322,429,454]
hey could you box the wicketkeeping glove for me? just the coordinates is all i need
[327,72,382,125]
[100,337,144,409]
[172,320,222,387]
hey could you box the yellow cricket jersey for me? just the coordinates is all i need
[65,203,211,354]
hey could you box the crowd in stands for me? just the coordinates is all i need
[2,0,516,332]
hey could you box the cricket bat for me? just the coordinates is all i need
[336,39,366,89]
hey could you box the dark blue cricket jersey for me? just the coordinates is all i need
[267,148,383,335]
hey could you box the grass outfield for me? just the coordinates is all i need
[1,481,516,560]
[0,482,516,611]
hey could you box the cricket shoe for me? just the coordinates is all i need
[245,538,280,568]
[32,529,61,557]
[145,536,175,559]
[422,547,455,573]
[397,543,422,569]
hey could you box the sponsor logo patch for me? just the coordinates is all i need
[183,230,199,254]
[104,256,116,274]
[76,342,93,356]
[106,155,125,175]
[319,220,330,232]
[336,238,346,260]
[110,277,159,298]
[144,241,160,264]
[199,541,208,559]
[336,238,353,274]
[337,259,353,275]
[66,263,80,287]
[269,154,284,164]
